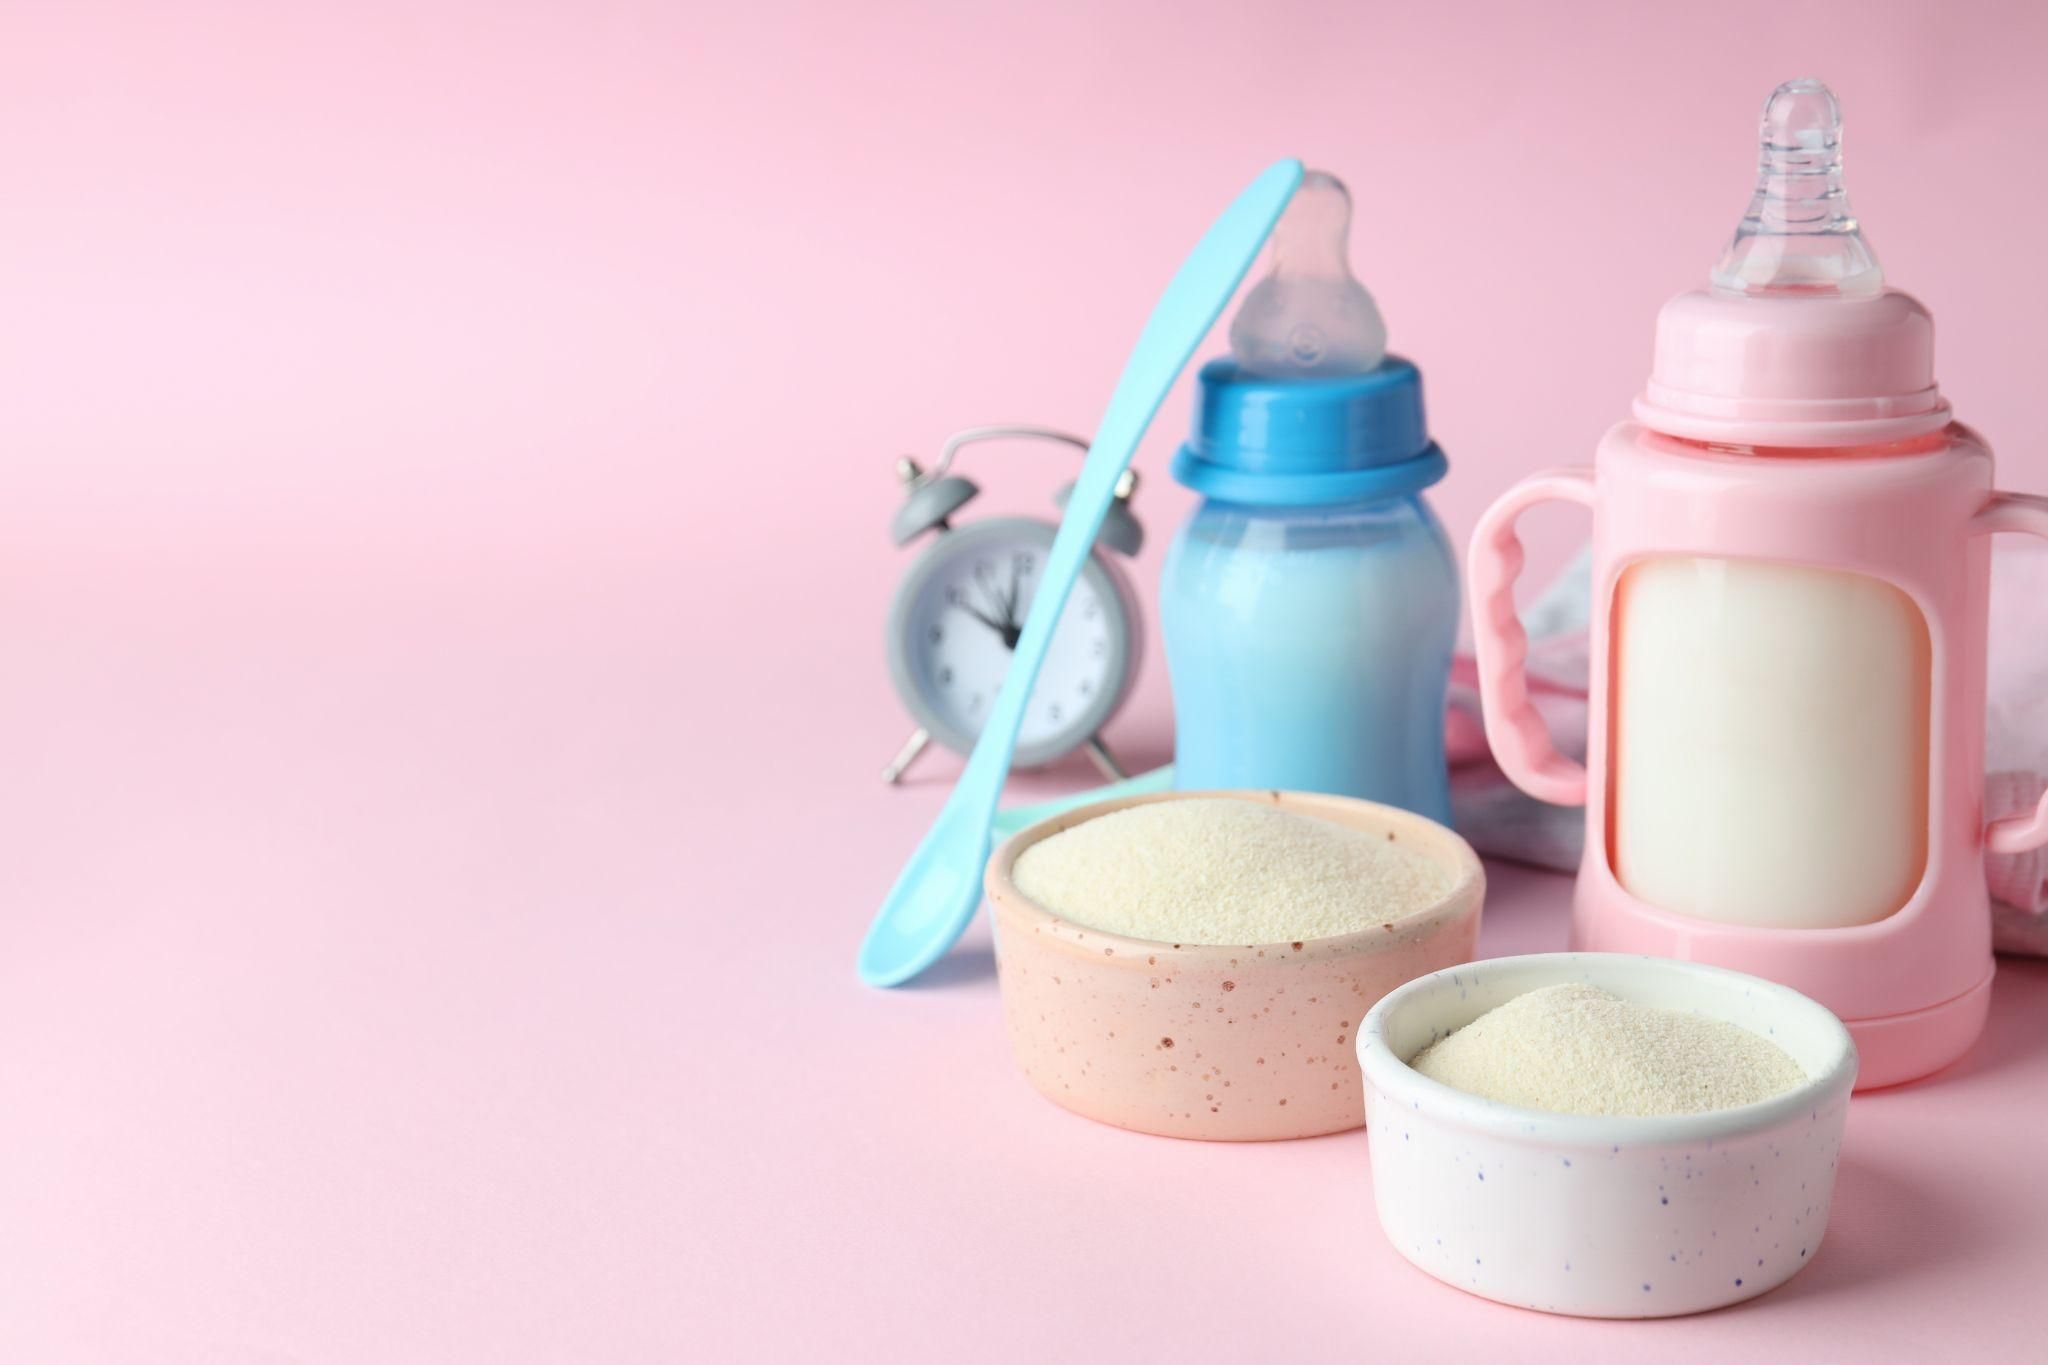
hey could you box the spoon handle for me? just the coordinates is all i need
[859,159,1304,987]
[962,158,1306,816]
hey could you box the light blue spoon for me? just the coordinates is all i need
[858,158,1304,988]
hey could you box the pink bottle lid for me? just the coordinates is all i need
[1634,79,1951,448]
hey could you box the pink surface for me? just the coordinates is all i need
[5,1,2048,1359]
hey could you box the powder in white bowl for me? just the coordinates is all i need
[1410,983,1806,1118]
[1009,797,1452,945]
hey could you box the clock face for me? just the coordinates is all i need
[891,519,1133,763]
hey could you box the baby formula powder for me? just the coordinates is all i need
[1009,797,1450,945]
[1410,983,1805,1117]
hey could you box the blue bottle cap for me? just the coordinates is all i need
[1170,355,1446,506]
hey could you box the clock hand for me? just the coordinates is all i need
[954,599,1013,640]
[999,562,1024,650]
[968,575,1021,649]
[978,572,1008,626]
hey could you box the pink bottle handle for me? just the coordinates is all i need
[1468,468,1598,806]
[1975,491,2048,855]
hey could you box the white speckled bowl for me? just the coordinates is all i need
[1357,953,1856,1318]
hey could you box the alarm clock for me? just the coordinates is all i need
[882,425,1145,785]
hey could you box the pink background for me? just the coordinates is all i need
[4,1,2048,1360]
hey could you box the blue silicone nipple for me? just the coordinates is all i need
[1229,170,1387,376]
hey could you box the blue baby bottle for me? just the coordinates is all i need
[1161,170,1458,823]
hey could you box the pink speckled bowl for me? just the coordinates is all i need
[985,790,1485,1141]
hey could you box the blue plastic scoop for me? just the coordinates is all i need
[857,158,1304,988]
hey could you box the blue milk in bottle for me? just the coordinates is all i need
[1161,170,1458,823]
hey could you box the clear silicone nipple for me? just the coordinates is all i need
[1229,169,1387,376]
[1711,78,1884,297]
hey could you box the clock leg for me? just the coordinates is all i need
[881,727,932,785]
[1083,735,1128,782]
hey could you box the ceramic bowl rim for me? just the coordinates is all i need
[984,788,1486,963]
[1357,951,1859,1147]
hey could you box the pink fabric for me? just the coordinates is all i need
[1451,541,2048,949]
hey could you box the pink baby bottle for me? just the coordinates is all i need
[1468,79,2048,1088]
